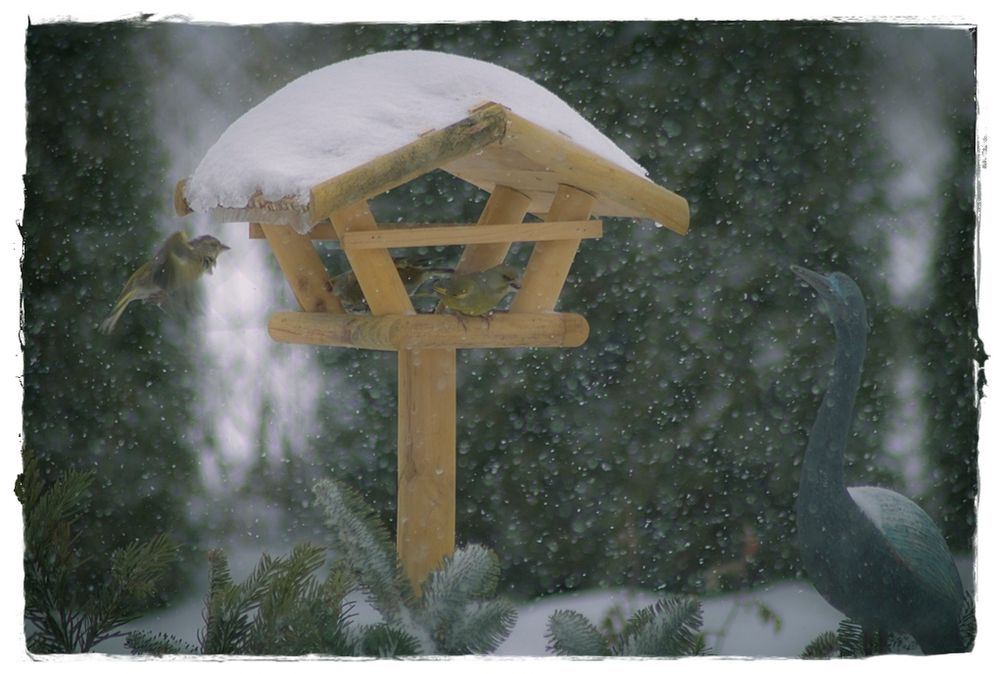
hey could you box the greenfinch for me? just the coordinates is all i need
[99,231,230,334]
[433,264,521,317]
[333,256,453,313]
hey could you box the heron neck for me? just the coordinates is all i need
[800,319,866,499]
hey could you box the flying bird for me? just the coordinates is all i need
[100,231,229,334]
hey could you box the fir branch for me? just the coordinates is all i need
[961,591,976,650]
[313,479,408,622]
[615,596,704,657]
[439,598,517,654]
[125,630,198,656]
[355,623,422,657]
[835,619,866,658]
[546,610,611,656]
[421,544,502,643]
[801,630,839,659]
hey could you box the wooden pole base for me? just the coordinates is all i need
[397,347,457,594]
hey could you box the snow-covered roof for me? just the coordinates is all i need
[179,50,688,234]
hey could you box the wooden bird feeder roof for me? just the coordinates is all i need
[175,50,688,236]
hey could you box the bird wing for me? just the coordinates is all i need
[150,231,193,291]
[849,486,964,606]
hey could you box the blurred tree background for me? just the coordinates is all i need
[22,19,977,612]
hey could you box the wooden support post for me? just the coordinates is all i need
[397,347,456,594]
[453,184,532,274]
[258,223,344,314]
[329,201,414,315]
[510,184,596,313]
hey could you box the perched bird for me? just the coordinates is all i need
[792,264,967,654]
[332,256,453,313]
[433,264,521,317]
[99,231,230,334]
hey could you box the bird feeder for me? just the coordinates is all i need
[174,51,689,592]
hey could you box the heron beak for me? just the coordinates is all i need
[791,265,833,296]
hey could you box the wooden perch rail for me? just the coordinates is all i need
[267,312,590,350]
[339,220,602,250]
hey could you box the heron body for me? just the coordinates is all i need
[792,265,966,654]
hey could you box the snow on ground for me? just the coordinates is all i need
[183,49,649,223]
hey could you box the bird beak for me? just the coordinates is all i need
[791,265,832,296]
[510,279,522,290]
[220,243,231,251]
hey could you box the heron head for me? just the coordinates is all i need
[791,265,867,332]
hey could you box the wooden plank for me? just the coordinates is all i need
[502,111,690,235]
[339,220,602,250]
[397,347,457,594]
[267,311,590,350]
[510,185,596,314]
[308,103,510,226]
[329,201,415,315]
[258,223,344,314]
[250,221,338,240]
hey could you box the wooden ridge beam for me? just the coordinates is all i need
[267,312,590,350]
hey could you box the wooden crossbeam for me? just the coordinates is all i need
[267,311,590,350]
[339,220,601,250]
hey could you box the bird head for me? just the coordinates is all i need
[189,235,231,272]
[791,265,867,337]
[494,265,522,290]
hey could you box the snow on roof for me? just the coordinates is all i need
[183,50,649,214]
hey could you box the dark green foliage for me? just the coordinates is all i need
[312,478,410,622]
[129,544,355,656]
[124,631,198,656]
[546,595,707,657]
[24,21,199,598]
[17,451,177,653]
[547,610,611,656]
[313,479,517,655]
[800,630,839,659]
[960,591,977,650]
[801,597,977,659]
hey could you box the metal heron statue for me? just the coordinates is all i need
[791,265,967,655]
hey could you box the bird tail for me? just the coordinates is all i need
[99,293,134,335]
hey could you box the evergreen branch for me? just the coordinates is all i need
[835,619,865,658]
[80,534,178,651]
[421,544,501,639]
[615,596,704,657]
[440,599,517,654]
[801,630,839,659]
[545,610,610,656]
[126,630,198,655]
[313,479,408,622]
[355,624,422,657]
[960,591,976,650]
